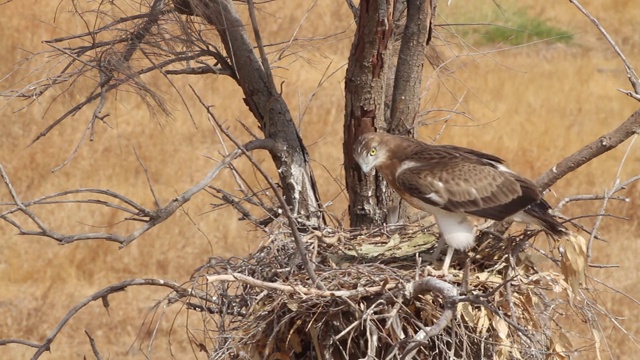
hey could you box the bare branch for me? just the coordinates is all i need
[164,64,234,76]
[189,0,323,225]
[536,108,640,190]
[344,0,358,20]
[246,0,275,89]
[192,88,324,289]
[83,330,103,360]
[0,338,41,349]
[0,188,151,218]
[569,0,640,95]
[587,137,640,260]
[0,278,189,360]
[209,186,277,230]
[0,136,278,247]
[206,272,390,297]
[132,146,162,210]
[555,194,629,212]
[1,4,233,168]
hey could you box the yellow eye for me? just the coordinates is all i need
[369,148,377,156]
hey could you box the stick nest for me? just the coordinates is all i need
[185,226,579,359]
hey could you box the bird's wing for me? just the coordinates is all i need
[395,149,540,221]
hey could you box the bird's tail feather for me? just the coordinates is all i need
[523,200,567,236]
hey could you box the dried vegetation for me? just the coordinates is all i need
[161,225,590,359]
[0,0,639,359]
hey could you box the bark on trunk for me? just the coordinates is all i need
[344,0,437,227]
[344,0,396,227]
[389,0,434,134]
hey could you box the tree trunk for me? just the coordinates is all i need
[389,0,435,135]
[344,0,396,228]
[344,0,436,227]
[192,0,323,227]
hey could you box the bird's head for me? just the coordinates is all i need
[353,132,388,174]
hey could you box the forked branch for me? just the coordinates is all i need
[0,139,280,248]
[536,3,640,190]
[192,89,323,288]
[1,1,232,169]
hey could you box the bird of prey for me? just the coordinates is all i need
[353,132,566,275]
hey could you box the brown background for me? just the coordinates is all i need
[0,0,638,358]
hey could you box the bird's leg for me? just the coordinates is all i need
[431,213,476,275]
[425,245,455,280]
[423,232,447,277]
[425,245,455,277]
[441,246,455,276]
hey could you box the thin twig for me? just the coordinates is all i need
[569,0,640,95]
[205,273,390,297]
[344,0,358,20]
[246,0,274,88]
[191,87,323,289]
[84,330,104,360]
[555,194,628,212]
[0,279,189,360]
[132,146,161,209]
[587,135,638,260]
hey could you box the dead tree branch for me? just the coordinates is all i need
[190,0,324,225]
[0,139,279,247]
[84,330,104,360]
[0,278,190,360]
[2,0,323,223]
[536,2,640,190]
[192,89,323,289]
[535,108,640,191]
[586,133,638,247]
[569,0,640,97]
[206,272,387,297]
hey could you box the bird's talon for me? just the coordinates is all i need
[424,266,457,281]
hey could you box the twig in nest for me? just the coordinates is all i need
[206,272,391,297]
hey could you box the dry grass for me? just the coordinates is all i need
[0,0,638,359]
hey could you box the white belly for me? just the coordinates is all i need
[433,212,476,250]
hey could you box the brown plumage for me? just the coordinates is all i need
[353,132,566,274]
